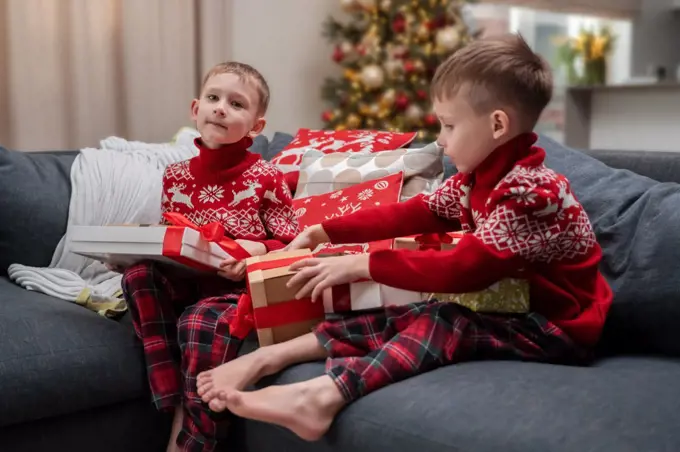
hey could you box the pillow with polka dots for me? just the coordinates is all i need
[271,128,417,174]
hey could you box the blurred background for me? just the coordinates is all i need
[1,0,678,152]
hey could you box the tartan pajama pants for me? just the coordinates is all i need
[122,261,245,452]
[314,300,586,402]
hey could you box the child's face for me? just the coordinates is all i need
[191,72,265,148]
[433,92,510,174]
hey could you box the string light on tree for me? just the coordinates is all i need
[320,0,478,141]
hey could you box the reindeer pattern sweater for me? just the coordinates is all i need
[322,133,613,347]
[161,137,299,251]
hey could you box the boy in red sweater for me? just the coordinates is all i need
[197,35,613,441]
[120,62,298,452]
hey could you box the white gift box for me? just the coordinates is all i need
[70,224,234,272]
[322,280,425,313]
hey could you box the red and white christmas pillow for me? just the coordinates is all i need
[293,172,404,255]
[272,128,417,174]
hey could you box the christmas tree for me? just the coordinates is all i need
[321,0,478,141]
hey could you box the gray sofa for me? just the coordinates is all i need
[2,135,680,452]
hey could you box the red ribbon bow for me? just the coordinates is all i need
[414,233,455,251]
[230,293,255,339]
[162,212,251,261]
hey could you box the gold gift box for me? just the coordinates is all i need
[428,278,530,314]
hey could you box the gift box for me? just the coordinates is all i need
[322,280,423,313]
[70,212,250,272]
[428,278,530,314]
[229,249,326,346]
[394,232,464,251]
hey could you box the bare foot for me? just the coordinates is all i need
[218,375,346,442]
[197,347,280,404]
[166,405,184,452]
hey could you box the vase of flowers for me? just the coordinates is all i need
[556,26,615,86]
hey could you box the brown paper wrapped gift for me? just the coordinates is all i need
[229,249,326,346]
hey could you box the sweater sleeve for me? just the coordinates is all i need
[322,174,466,244]
[260,169,300,251]
[368,181,569,293]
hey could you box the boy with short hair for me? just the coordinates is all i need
[121,61,299,451]
[196,34,612,442]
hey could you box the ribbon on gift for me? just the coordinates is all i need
[228,253,325,339]
[414,232,458,251]
[162,212,252,261]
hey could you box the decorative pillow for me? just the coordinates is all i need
[294,142,444,202]
[293,172,404,255]
[0,147,76,276]
[271,128,417,173]
[538,135,680,357]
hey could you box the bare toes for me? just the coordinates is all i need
[197,381,213,397]
[197,371,212,382]
[209,397,229,413]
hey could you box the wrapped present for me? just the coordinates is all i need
[394,232,464,251]
[229,249,326,346]
[70,212,250,272]
[428,278,530,314]
[322,280,423,313]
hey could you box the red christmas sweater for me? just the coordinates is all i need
[322,133,612,347]
[161,136,299,251]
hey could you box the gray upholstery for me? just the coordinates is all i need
[0,277,147,427]
[237,355,680,452]
[0,147,75,275]
[539,137,680,356]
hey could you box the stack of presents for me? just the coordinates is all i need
[71,128,529,346]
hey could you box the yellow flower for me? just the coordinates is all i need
[591,36,608,60]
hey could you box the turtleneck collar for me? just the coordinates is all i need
[194,135,253,173]
[473,132,539,188]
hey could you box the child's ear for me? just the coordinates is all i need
[190,99,200,121]
[249,117,267,137]
[490,109,510,140]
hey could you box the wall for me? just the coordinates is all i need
[631,0,680,77]
[229,0,342,138]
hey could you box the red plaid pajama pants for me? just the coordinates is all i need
[314,300,586,402]
[122,261,245,452]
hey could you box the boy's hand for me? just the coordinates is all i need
[235,239,266,257]
[284,225,330,252]
[286,254,370,302]
[218,257,246,281]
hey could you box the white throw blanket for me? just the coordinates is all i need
[7,128,200,317]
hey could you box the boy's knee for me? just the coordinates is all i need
[177,304,212,344]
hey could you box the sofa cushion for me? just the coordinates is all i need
[538,136,680,356]
[236,354,680,452]
[0,277,147,427]
[0,147,75,276]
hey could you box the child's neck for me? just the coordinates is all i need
[194,136,253,171]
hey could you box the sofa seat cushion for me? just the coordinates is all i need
[0,277,147,427]
[237,352,680,452]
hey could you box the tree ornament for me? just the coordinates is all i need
[332,46,345,63]
[436,26,460,51]
[416,89,428,100]
[380,0,391,9]
[392,14,406,34]
[405,104,424,123]
[416,23,430,41]
[383,58,403,77]
[380,88,396,107]
[403,60,416,73]
[424,113,438,126]
[347,113,362,129]
[395,93,409,111]
[322,110,335,122]
[356,0,376,10]
[360,64,385,90]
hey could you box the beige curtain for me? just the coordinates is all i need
[0,0,232,151]
[479,0,642,19]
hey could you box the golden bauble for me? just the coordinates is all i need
[369,103,381,116]
[343,68,358,81]
[347,113,362,129]
[358,103,371,115]
[380,88,396,107]
[356,0,376,9]
[436,26,461,51]
[416,23,430,41]
[360,64,385,90]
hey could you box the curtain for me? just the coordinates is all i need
[0,0,232,151]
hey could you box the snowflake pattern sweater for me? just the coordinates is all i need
[161,136,299,251]
[322,133,612,347]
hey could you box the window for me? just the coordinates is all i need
[467,4,633,143]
